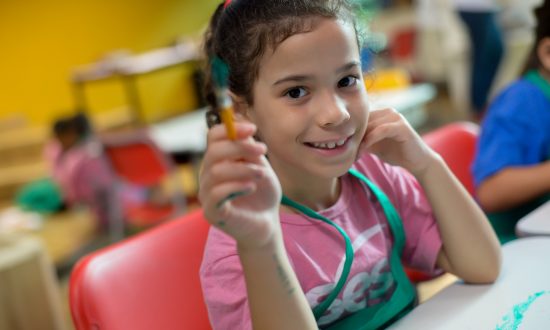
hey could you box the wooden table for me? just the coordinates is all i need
[31,208,98,267]
[390,237,550,329]
[516,201,550,237]
[0,235,67,330]
[1,207,98,267]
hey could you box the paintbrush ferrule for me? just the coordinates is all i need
[215,88,237,140]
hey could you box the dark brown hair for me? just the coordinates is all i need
[203,0,362,124]
[53,112,91,139]
[523,0,550,73]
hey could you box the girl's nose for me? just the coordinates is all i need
[316,93,350,128]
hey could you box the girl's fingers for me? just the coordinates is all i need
[363,122,404,148]
[215,190,253,210]
[202,181,257,214]
[202,123,267,171]
[200,161,264,194]
[367,108,401,130]
[369,107,399,118]
[210,161,265,183]
[367,108,392,123]
[207,122,257,144]
[204,139,267,166]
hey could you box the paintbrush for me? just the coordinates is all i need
[211,57,237,140]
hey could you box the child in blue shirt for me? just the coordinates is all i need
[472,0,550,243]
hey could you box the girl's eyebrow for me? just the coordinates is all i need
[273,75,311,86]
[272,61,361,86]
[336,61,361,73]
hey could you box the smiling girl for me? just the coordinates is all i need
[198,1,501,329]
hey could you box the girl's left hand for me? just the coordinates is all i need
[358,108,438,177]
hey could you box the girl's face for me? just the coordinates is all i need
[241,18,369,182]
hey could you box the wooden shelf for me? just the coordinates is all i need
[71,40,202,124]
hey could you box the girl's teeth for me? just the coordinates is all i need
[311,138,346,149]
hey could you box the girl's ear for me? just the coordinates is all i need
[537,37,550,72]
[229,92,254,123]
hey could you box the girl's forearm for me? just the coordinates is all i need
[477,161,550,212]
[238,232,317,330]
[415,156,501,283]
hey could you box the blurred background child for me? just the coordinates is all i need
[44,112,114,231]
[451,0,504,119]
[472,0,550,243]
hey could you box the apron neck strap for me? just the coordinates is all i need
[280,168,407,320]
[280,195,354,320]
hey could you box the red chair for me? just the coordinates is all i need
[100,130,187,231]
[406,121,480,283]
[422,121,479,196]
[69,208,212,330]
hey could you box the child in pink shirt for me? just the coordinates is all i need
[199,1,501,329]
[44,113,145,231]
[44,113,114,229]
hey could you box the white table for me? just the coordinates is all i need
[516,201,550,237]
[149,107,208,155]
[370,83,436,128]
[390,237,550,329]
[149,84,436,156]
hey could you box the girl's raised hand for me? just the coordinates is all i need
[359,108,439,177]
[199,122,282,250]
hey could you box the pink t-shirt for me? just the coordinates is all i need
[44,139,148,228]
[200,153,443,329]
[44,139,112,205]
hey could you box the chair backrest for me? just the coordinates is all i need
[69,208,212,330]
[422,122,479,196]
[101,130,172,187]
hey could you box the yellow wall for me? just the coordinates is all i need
[0,0,219,126]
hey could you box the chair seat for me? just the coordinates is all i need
[125,204,176,227]
[406,122,480,284]
[70,208,212,330]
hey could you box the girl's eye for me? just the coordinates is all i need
[285,87,308,99]
[338,76,358,88]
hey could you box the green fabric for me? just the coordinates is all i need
[488,194,550,244]
[281,169,416,330]
[281,194,354,320]
[15,178,64,214]
[524,70,550,102]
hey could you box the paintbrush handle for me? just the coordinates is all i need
[220,106,237,140]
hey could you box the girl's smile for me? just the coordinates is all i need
[303,134,354,156]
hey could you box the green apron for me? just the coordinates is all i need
[281,168,416,330]
[488,70,550,244]
[487,196,550,244]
